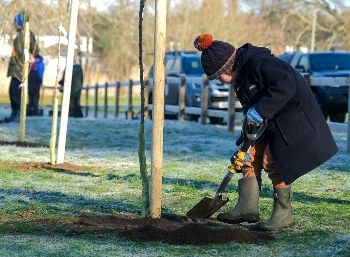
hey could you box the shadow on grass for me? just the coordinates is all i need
[292,192,350,205]
[161,176,350,205]
[0,188,139,215]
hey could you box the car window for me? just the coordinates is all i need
[183,57,204,75]
[336,56,350,69]
[310,55,334,70]
[298,56,308,71]
[165,58,175,71]
[277,54,293,63]
[172,58,181,73]
[309,54,350,71]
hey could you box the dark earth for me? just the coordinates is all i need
[1,140,275,245]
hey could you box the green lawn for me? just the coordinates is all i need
[0,113,349,256]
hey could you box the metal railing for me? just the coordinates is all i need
[39,74,350,146]
[41,75,242,132]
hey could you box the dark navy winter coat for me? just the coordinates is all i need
[234,43,338,184]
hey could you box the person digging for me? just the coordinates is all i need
[192,34,338,231]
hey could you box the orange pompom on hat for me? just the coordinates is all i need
[193,34,236,80]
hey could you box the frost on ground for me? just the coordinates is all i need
[0,105,349,247]
[0,105,275,245]
[0,162,275,245]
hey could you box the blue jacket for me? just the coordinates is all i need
[35,55,45,86]
[28,55,45,94]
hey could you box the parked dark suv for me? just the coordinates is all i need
[277,51,349,122]
[147,51,240,124]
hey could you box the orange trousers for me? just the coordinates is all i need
[241,135,288,188]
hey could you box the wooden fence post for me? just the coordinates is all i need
[127,79,133,120]
[178,75,186,121]
[94,83,98,118]
[40,87,45,109]
[200,76,209,125]
[85,86,89,117]
[104,82,108,118]
[115,81,120,118]
[348,74,350,153]
[144,80,149,120]
[227,84,236,132]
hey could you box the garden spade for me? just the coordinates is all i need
[186,116,267,218]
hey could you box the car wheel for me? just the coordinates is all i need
[329,111,346,123]
[209,117,224,125]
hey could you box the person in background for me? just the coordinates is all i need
[27,54,45,116]
[5,12,39,123]
[193,34,338,231]
[59,62,84,118]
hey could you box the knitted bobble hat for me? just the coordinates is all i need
[193,34,236,80]
[14,12,24,27]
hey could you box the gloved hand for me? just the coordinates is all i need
[230,150,250,165]
[246,107,263,125]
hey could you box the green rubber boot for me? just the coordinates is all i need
[217,177,260,224]
[257,186,294,231]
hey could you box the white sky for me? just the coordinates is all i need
[88,0,112,11]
